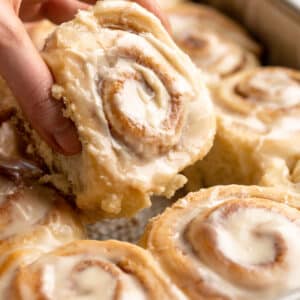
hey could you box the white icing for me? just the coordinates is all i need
[221,70,300,137]
[172,26,244,78]
[0,177,17,204]
[246,71,300,109]
[212,208,284,265]
[0,187,53,240]
[279,290,300,300]
[0,227,78,299]
[0,122,19,158]
[40,0,215,214]
[114,65,170,129]
[217,69,300,194]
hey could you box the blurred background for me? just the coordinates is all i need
[196,0,300,68]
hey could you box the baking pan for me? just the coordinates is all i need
[199,0,300,68]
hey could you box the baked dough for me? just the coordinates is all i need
[141,185,300,300]
[167,3,260,83]
[25,1,215,220]
[10,240,185,300]
[0,175,85,298]
[184,67,300,199]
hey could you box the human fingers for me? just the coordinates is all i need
[0,15,81,155]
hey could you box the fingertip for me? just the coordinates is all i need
[52,120,82,156]
[42,0,90,24]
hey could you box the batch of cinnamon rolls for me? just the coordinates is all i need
[0,0,299,299]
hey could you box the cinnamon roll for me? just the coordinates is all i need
[167,3,260,83]
[184,67,300,196]
[10,240,185,300]
[0,174,85,298]
[23,1,215,220]
[141,185,300,300]
[0,177,84,245]
[0,127,84,298]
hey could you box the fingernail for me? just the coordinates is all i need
[53,121,82,155]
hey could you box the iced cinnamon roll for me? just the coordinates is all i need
[24,1,215,220]
[141,185,300,300]
[0,177,84,245]
[10,240,185,300]
[168,3,261,55]
[184,67,300,196]
[0,82,85,298]
[167,3,260,83]
[0,174,85,298]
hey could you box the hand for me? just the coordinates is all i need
[0,0,169,155]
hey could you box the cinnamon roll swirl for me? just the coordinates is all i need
[25,1,215,220]
[141,185,300,300]
[0,174,85,298]
[184,67,300,196]
[167,3,261,83]
[10,240,185,300]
